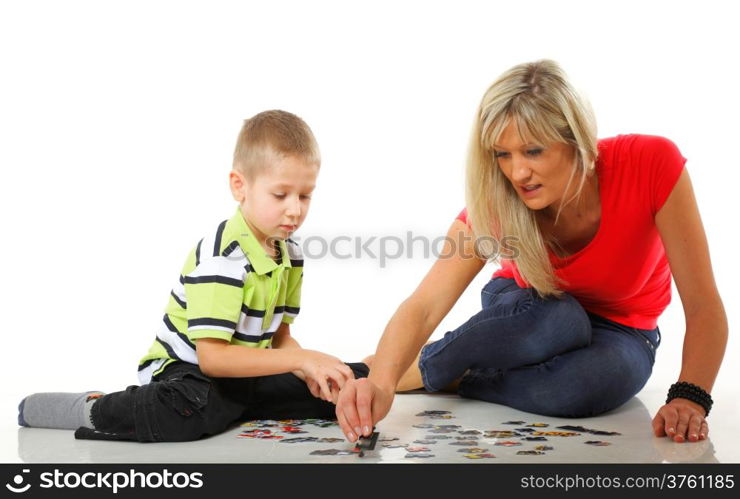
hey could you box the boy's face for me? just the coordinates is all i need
[230,154,319,254]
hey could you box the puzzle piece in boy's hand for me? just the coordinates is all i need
[584,440,611,446]
[494,440,522,447]
[517,450,545,455]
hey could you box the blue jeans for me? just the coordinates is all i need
[419,277,661,418]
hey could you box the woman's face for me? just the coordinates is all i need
[494,119,576,217]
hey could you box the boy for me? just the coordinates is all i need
[18,110,369,442]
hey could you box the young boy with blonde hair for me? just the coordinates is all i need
[19,110,368,442]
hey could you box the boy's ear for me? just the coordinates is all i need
[229,169,247,202]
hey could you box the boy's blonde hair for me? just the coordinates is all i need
[233,110,321,179]
[466,59,598,299]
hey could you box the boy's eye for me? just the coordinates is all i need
[300,194,312,200]
[272,193,287,199]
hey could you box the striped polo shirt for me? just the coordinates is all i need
[137,207,303,384]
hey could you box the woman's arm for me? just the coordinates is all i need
[336,219,486,441]
[652,168,728,442]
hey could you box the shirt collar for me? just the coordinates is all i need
[230,207,291,275]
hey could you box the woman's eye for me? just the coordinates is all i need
[526,148,543,156]
[494,151,509,159]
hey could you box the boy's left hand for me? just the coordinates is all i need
[292,367,346,403]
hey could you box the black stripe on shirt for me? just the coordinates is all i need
[241,304,265,318]
[156,338,179,361]
[285,306,300,314]
[163,314,196,349]
[183,275,243,288]
[222,240,240,257]
[138,358,156,371]
[188,317,237,330]
[214,220,227,257]
[233,331,276,343]
[290,259,304,267]
[195,238,203,266]
[170,290,186,309]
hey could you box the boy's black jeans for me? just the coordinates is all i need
[74,361,369,442]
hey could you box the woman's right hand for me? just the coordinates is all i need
[335,377,395,442]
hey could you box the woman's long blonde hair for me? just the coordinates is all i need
[466,60,598,299]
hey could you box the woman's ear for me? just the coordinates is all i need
[229,169,246,202]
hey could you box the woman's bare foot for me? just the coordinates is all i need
[361,354,374,369]
[396,349,424,392]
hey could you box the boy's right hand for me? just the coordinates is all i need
[297,350,355,403]
[335,378,395,443]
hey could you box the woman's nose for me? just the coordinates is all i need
[511,156,532,183]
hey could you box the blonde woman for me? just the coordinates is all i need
[336,60,727,445]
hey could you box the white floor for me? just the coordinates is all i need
[2,385,735,464]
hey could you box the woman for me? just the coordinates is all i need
[336,60,727,444]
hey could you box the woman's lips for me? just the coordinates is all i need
[520,184,542,197]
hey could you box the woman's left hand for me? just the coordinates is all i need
[652,398,709,443]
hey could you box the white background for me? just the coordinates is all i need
[1,0,737,457]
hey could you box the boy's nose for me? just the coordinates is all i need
[286,198,301,217]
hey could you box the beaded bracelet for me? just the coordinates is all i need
[666,381,713,416]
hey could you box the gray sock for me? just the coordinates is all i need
[18,392,104,430]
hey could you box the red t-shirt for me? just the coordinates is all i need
[457,134,686,330]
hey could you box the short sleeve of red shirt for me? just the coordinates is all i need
[454,134,686,330]
[644,135,687,215]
